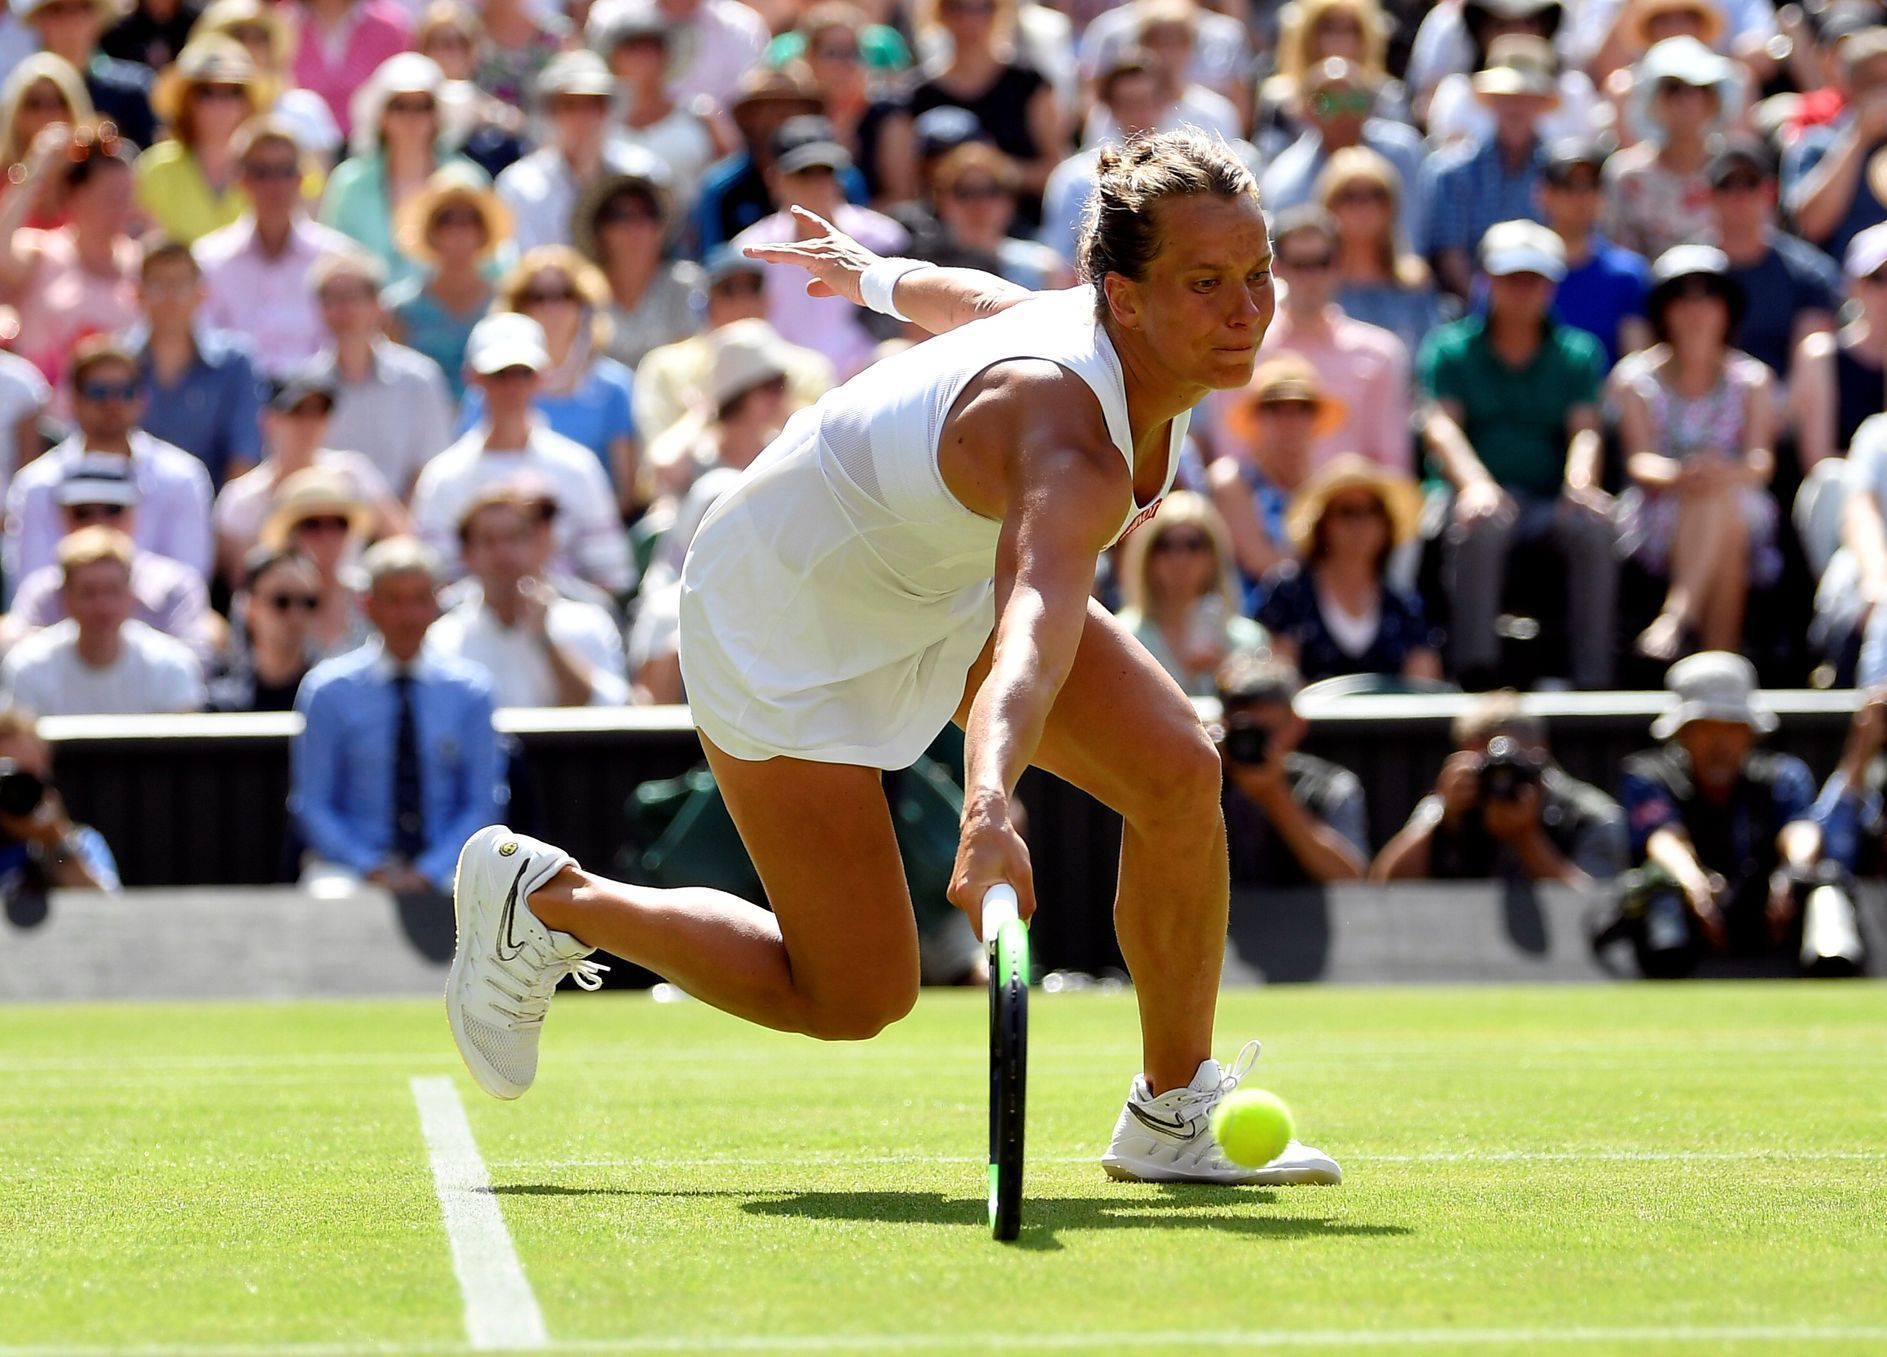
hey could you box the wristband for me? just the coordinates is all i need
[859,257,934,322]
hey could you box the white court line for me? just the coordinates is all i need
[409,1076,548,1353]
[488,1148,1887,1171]
[5,1324,1887,1355]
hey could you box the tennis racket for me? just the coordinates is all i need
[983,882,1029,1242]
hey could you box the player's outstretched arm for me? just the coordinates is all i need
[743,206,1035,336]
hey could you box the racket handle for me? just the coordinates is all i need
[981,883,1020,943]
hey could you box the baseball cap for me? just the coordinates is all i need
[267,369,338,413]
[913,105,986,161]
[56,454,139,508]
[1479,218,1567,280]
[703,242,765,286]
[1541,136,1607,184]
[1705,134,1774,186]
[466,312,550,375]
[772,115,851,174]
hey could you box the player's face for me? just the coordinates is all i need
[1123,192,1274,392]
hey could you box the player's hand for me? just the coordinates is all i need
[741,206,876,304]
[950,801,1034,940]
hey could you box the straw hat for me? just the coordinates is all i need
[152,34,269,128]
[193,0,294,67]
[395,161,511,267]
[1224,354,1347,448]
[1626,0,1726,49]
[18,0,128,26]
[570,169,675,263]
[1471,34,1562,103]
[1284,453,1422,554]
[260,467,374,549]
[708,320,795,408]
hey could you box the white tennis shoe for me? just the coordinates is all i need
[447,825,607,1100]
[1100,1040,1343,1186]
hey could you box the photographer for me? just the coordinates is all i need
[0,704,118,899]
[1216,654,1369,887]
[1373,692,1626,885]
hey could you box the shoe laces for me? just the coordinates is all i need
[485,940,609,1030]
[1162,1039,1263,1121]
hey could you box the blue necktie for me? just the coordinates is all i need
[393,673,424,863]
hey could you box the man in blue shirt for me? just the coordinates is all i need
[1259,57,1427,250]
[1537,138,1651,367]
[1710,136,1841,380]
[291,537,506,894]
[129,237,264,489]
[1420,33,1558,297]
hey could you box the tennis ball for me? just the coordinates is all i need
[1211,1089,1295,1168]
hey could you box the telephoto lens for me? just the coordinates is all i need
[0,758,46,818]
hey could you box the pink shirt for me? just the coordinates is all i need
[292,0,413,136]
[1203,306,1413,473]
[733,205,908,379]
[14,229,141,393]
[667,0,769,108]
[194,216,358,378]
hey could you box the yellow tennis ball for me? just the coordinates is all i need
[1211,1089,1295,1168]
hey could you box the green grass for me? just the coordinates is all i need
[3,984,1886,1356]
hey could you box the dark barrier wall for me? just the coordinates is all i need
[37,695,1864,976]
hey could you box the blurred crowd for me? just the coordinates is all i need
[6,0,1887,957]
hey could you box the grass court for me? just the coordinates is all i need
[3,983,1885,1356]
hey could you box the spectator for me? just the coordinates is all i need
[591,0,726,208]
[0,121,139,394]
[0,704,118,899]
[20,0,154,150]
[1263,58,1425,250]
[1078,0,1254,128]
[460,246,640,512]
[1708,136,1840,384]
[1616,652,1826,976]
[0,526,204,714]
[1795,691,1887,972]
[692,67,827,253]
[1616,246,1778,662]
[213,371,405,582]
[571,170,703,373]
[304,249,456,499]
[4,454,216,661]
[290,0,413,140]
[193,119,357,378]
[470,0,571,113]
[1112,491,1267,698]
[1419,34,1558,298]
[929,143,1070,290]
[1602,37,1742,260]
[128,235,263,488]
[290,535,504,894]
[731,116,908,379]
[631,246,834,446]
[1082,0,1240,147]
[1538,136,1653,368]
[0,331,49,501]
[0,55,94,230]
[135,36,273,245]
[1316,146,1449,363]
[1216,654,1368,887]
[908,0,1066,220]
[1420,219,1616,690]
[102,0,199,70]
[1209,354,1342,597]
[415,1,527,180]
[1785,26,1887,259]
[772,1,916,207]
[258,465,375,660]
[413,312,631,594]
[207,543,318,711]
[1847,415,1887,684]
[1256,453,1440,684]
[193,0,342,166]
[497,50,663,253]
[6,337,213,586]
[428,484,629,707]
[1039,47,1170,266]
[1254,0,1403,163]
[1373,691,1627,885]
[651,0,770,110]
[641,318,794,516]
[1791,221,1887,468]
[382,163,511,403]
[1423,0,1601,149]
[320,53,483,289]
[1244,207,1411,472]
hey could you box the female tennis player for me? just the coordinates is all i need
[446,129,1340,1186]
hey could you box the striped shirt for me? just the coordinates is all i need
[1419,135,1547,258]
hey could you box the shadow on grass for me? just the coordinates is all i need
[492,1184,1412,1252]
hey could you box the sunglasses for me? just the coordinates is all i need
[1260,398,1320,418]
[946,181,1009,202]
[1310,89,1372,117]
[1655,77,1711,98]
[279,399,332,419]
[519,286,579,305]
[1330,185,1389,207]
[193,83,252,103]
[597,203,661,226]
[430,205,485,229]
[77,381,139,403]
[813,44,861,61]
[710,274,764,297]
[384,96,437,116]
[1713,174,1764,194]
[1324,502,1384,523]
[19,91,70,114]
[242,161,300,182]
[264,592,320,613]
[1152,532,1212,554]
[293,515,353,534]
[68,503,128,522]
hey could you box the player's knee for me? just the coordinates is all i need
[804,977,918,1041]
[1129,725,1223,830]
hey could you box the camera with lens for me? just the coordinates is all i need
[1222,715,1271,767]
[1477,735,1542,802]
[0,758,45,819]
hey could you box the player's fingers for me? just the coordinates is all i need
[804,279,838,298]
[789,204,838,236]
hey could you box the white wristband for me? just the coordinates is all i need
[859,257,934,322]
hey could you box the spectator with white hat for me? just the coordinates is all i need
[1601,35,1744,260]
[1418,218,1617,689]
[1789,220,1887,470]
[411,312,632,594]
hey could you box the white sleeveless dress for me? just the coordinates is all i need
[677,286,1188,768]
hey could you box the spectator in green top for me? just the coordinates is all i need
[1418,218,1616,689]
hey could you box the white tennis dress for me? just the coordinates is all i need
[677,285,1189,768]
